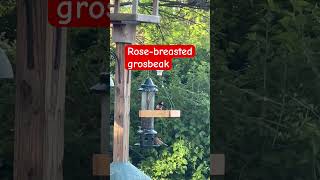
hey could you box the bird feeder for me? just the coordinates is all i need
[138,78,159,147]
[90,72,114,94]
[91,72,113,176]
[0,48,13,79]
[138,77,181,118]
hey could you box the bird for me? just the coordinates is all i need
[155,101,165,110]
[154,137,168,146]
[137,126,143,134]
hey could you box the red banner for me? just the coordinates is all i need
[125,45,196,70]
[48,0,110,27]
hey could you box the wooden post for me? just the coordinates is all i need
[114,0,120,13]
[152,0,160,16]
[113,42,132,162]
[110,0,159,168]
[111,0,137,161]
[14,0,67,179]
[132,0,139,14]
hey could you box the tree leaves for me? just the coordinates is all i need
[213,0,320,179]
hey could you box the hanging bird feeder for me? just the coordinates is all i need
[137,78,160,147]
[91,72,113,176]
[90,72,114,93]
[137,77,181,148]
[138,78,181,118]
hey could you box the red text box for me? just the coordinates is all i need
[48,0,110,27]
[125,45,196,70]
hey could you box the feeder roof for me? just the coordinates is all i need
[90,72,113,94]
[138,78,158,92]
[143,129,157,135]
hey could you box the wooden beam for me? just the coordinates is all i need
[139,110,181,118]
[114,0,120,13]
[152,0,160,15]
[92,153,112,176]
[132,0,139,14]
[137,14,160,24]
[14,0,67,179]
[112,24,136,43]
[110,13,160,24]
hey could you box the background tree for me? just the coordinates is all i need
[212,0,320,179]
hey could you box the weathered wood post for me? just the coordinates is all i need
[14,0,67,179]
[109,0,160,179]
[112,40,134,163]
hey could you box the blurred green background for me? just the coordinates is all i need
[212,0,320,179]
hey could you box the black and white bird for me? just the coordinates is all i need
[154,137,168,146]
[137,126,143,134]
[155,101,165,110]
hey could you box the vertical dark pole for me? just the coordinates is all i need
[101,94,110,180]
[101,95,110,154]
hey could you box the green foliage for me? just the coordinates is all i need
[140,140,190,179]
[213,0,320,179]
[139,139,209,180]
[127,5,210,179]
[0,2,209,180]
